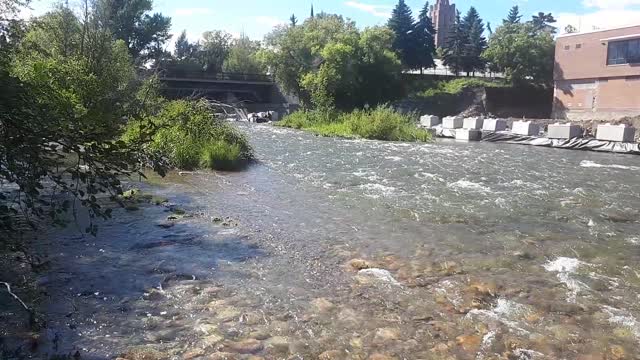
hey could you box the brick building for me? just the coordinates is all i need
[430,0,456,49]
[553,24,640,121]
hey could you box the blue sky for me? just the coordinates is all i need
[23,0,640,47]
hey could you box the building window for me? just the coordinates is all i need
[576,44,582,49]
[564,45,570,51]
[607,38,640,65]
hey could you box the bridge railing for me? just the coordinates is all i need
[155,67,274,83]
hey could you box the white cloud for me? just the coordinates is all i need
[174,8,213,16]
[344,1,392,18]
[582,0,640,9]
[556,9,640,34]
[254,16,286,27]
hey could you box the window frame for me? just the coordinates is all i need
[607,38,640,66]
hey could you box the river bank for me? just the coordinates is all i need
[3,123,640,359]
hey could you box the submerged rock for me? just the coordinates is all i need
[373,327,401,343]
[222,338,264,354]
[120,347,167,360]
[355,268,400,286]
[311,298,336,313]
[349,258,374,270]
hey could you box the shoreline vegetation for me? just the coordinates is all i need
[278,106,433,142]
[123,100,253,172]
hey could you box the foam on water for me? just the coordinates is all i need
[358,183,396,198]
[602,305,640,340]
[467,299,531,335]
[580,160,639,170]
[543,257,588,303]
[448,180,491,193]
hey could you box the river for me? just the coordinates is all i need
[36,123,640,359]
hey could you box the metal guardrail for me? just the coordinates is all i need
[157,68,274,83]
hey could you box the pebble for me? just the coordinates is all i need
[349,258,373,270]
[374,328,401,343]
[222,339,263,354]
[311,298,336,313]
[319,350,344,359]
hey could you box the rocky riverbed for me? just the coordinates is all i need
[7,123,640,359]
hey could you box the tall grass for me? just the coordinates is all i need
[123,100,253,171]
[279,105,432,142]
[415,78,506,98]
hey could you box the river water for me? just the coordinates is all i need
[37,124,640,359]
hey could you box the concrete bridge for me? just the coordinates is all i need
[157,68,297,113]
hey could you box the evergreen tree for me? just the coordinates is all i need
[387,0,419,70]
[414,1,437,73]
[442,11,465,75]
[290,14,298,27]
[531,12,557,33]
[310,4,314,18]
[460,7,487,76]
[504,5,521,24]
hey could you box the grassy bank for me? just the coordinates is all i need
[124,100,253,171]
[411,78,507,99]
[278,106,432,142]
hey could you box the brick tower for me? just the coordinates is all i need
[430,0,456,48]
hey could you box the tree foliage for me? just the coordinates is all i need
[460,7,487,75]
[387,0,419,70]
[262,14,402,109]
[482,22,555,86]
[95,0,172,64]
[223,34,264,74]
[531,12,557,34]
[441,11,464,75]
[0,1,167,234]
[442,6,487,76]
[504,5,521,24]
[414,1,436,71]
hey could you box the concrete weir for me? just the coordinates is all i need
[597,124,636,143]
[548,123,583,139]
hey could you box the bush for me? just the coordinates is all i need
[279,105,431,142]
[415,78,506,98]
[200,141,246,171]
[124,100,253,171]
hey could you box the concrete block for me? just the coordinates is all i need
[442,116,464,129]
[420,115,441,128]
[463,117,484,130]
[596,124,636,142]
[455,129,482,141]
[548,123,583,139]
[482,119,508,132]
[512,121,540,136]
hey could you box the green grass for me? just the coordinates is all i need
[278,106,432,142]
[413,78,507,98]
[123,100,253,171]
[200,141,247,171]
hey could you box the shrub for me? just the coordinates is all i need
[200,141,246,171]
[279,105,431,142]
[124,100,253,171]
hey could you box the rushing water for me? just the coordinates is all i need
[37,123,640,359]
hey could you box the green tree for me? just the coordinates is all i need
[482,22,555,86]
[290,14,298,27]
[414,1,436,73]
[564,24,577,34]
[460,7,487,76]
[504,5,521,24]
[200,30,232,73]
[387,0,419,70]
[1,2,162,233]
[95,0,172,63]
[262,15,402,109]
[174,30,198,61]
[531,12,557,33]
[223,34,264,74]
[442,11,464,75]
